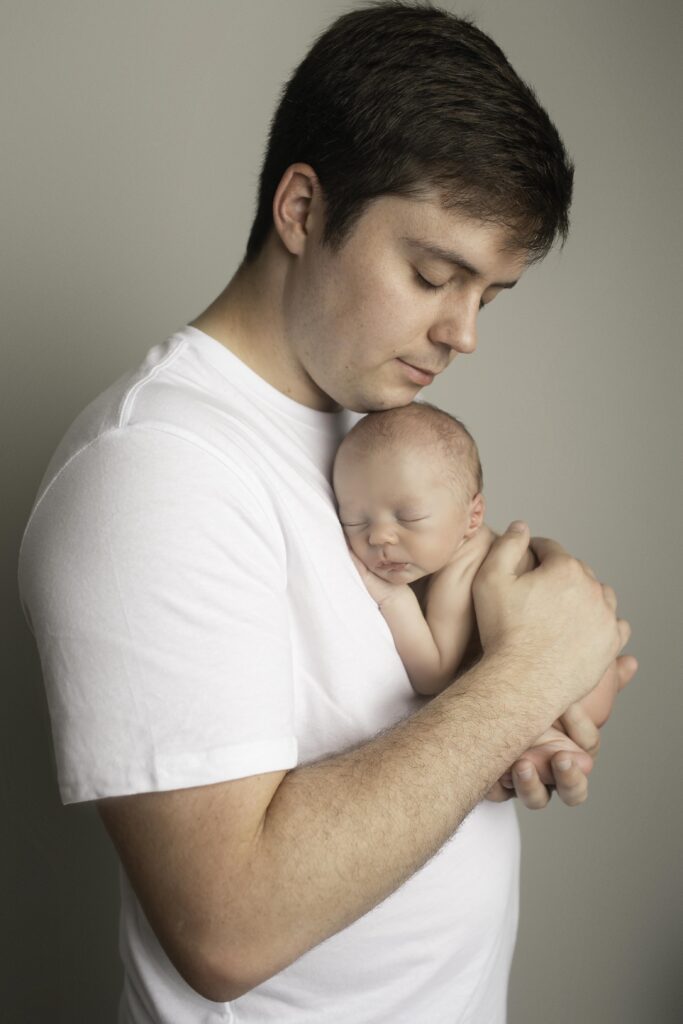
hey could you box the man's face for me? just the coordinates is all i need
[333,443,475,584]
[283,192,528,412]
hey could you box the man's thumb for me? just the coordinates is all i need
[479,521,530,577]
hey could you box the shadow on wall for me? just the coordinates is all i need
[4,404,123,1020]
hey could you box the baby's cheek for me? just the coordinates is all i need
[418,542,447,575]
[347,534,369,566]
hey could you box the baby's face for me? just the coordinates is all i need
[334,444,475,584]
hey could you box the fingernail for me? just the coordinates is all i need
[516,764,533,779]
[556,758,572,771]
[509,521,526,533]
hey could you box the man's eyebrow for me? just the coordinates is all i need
[403,238,519,290]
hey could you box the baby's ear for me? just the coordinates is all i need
[464,492,485,538]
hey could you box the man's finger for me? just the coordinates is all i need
[484,780,515,803]
[559,703,601,756]
[616,654,638,692]
[551,755,589,807]
[617,618,632,650]
[477,521,532,579]
[529,536,571,564]
[531,539,600,584]
[512,761,552,810]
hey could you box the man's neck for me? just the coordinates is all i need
[190,255,280,374]
[189,246,332,410]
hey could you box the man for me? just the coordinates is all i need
[18,3,636,1021]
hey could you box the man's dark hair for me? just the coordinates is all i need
[245,0,573,265]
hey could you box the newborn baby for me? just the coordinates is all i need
[333,401,618,787]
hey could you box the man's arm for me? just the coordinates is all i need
[98,652,589,1002]
[98,524,629,1002]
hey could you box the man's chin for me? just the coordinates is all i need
[351,388,427,415]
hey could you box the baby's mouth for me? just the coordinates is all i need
[375,560,410,572]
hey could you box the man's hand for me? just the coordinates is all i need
[485,754,591,809]
[473,526,631,720]
[486,653,638,808]
[555,653,638,744]
[497,725,594,789]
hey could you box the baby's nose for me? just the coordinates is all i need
[368,525,397,547]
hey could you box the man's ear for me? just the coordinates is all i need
[464,492,485,539]
[272,163,321,256]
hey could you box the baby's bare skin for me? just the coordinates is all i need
[349,527,618,786]
[334,415,624,791]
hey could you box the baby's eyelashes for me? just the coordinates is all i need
[340,516,430,529]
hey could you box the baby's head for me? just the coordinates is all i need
[333,402,484,584]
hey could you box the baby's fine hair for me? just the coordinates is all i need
[337,402,483,497]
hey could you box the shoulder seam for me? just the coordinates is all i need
[116,337,188,428]
[19,422,285,565]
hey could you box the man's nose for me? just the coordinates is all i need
[427,298,479,354]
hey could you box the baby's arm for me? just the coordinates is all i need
[351,527,497,696]
[348,552,454,695]
[415,552,486,694]
[419,524,536,693]
[381,587,458,696]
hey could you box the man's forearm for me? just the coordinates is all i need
[226,651,564,995]
[106,525,625,1002]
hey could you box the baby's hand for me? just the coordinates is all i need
[499,725,594,789]
[348,549,405,607]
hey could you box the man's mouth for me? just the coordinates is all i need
[396,359,437,386]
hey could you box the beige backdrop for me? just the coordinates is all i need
[3,1,681,1020]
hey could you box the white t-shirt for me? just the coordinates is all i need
[18,326,520,1023]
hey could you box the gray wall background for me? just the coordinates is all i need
[2,1,681,1020]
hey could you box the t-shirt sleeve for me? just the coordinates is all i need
[17,425,297,803]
